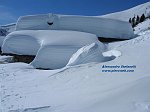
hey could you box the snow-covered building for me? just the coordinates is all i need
[16,13,134,39]
[2,30,106,69]
[2,13,135,69]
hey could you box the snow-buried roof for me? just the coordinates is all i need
[2,30,105,69]
[2,30,101,56]
[16,13,134,39]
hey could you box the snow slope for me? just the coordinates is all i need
[134,18,150,34]
[16,14,134,39]
[101,2,150,21]
[0,29,150,112]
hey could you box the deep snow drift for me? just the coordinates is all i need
[16,14,134,39]
[67,43,106,66]
[31,43,106,69]
[2,30,105,69]
[2,30,100,56]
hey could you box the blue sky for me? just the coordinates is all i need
[0,0,149,25]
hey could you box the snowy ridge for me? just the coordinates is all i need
[100,2,150,21]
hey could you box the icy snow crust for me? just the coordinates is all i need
[16,14,134,39]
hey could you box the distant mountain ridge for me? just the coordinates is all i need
[100,2,150,21]
[0,23,16,36]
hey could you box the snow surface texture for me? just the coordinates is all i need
[101,2,150,21]
[15,14,134,39]
[31,38,105,69]
[67,43,106,66]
